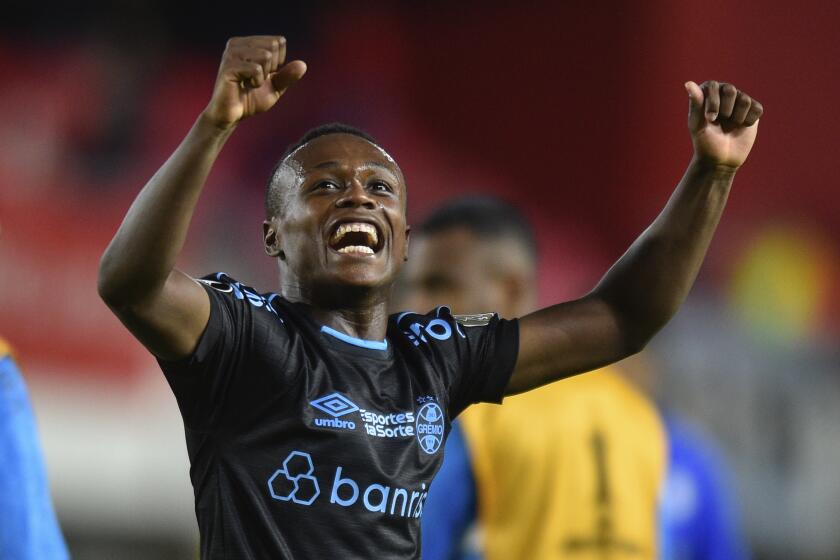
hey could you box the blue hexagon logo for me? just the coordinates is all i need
[268,451,320,506]
[284,451,314,477]
[268,470,297,500]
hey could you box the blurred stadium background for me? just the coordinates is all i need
[1,1,838,558]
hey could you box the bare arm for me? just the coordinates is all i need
[98,36,306,360]
[508,81,764,393]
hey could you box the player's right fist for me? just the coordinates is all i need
[203,35,307,128]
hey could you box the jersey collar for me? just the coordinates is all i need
[320,325,389,351]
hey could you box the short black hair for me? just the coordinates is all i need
[265,123,381,218]
[419,196,538,262]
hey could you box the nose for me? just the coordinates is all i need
[336,180,376,209]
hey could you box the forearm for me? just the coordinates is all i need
[510,81,761,393]
[98,113,235,305]
[593,157,735,349]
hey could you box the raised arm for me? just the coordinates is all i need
[97,36,306,360]
[509,81,763,393]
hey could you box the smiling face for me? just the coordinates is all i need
[264,133,410,303]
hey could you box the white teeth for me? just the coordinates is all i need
[337,245,375,254]
[331,222,379,247]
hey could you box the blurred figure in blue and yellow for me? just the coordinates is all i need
[398,197,746,560]
[0,339,68,559]
[1,220,68,559]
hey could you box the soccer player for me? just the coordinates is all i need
[0,338,69,559]
[404,197,747,560]
[97,35,763,558]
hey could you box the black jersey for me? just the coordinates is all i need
[158,273,519,559]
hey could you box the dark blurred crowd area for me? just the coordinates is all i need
[1,1,839,558]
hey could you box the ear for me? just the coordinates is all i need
[402,225,411,261]
[500,270,531,313]
[263,219,283,258]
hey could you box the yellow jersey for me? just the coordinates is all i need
[459,368,666,560]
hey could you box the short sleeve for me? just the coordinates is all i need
[448,311,519,416]
[157,273,289,430]
[396,307,519,418]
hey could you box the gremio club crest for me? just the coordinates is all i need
[415,402,444,454]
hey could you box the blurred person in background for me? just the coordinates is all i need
[96,30,763,558]
[0,341,68,559]
[402,198,747,560]
[1,219,68,559]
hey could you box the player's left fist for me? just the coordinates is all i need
[685,80,763,170]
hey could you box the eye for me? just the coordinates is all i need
[316,180,341,191]
[369,180,393,193]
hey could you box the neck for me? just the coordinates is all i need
[280,278,392,341]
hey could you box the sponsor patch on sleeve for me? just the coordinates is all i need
[453,312,496,327]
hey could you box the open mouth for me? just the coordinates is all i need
[328,221,384,256]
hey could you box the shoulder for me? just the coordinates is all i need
[558,367,661,421]
[390,306,476,352]
[0,337,11,360]
[197,272,285,322]
[196,272,272,306]
[390,306,501,344]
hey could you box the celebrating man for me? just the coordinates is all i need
[98,35,762,558]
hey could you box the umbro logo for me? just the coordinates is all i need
[310,393,360,418]
[310,393,359,430]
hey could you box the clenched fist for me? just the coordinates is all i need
[685,80,763,170]
[203,35,307,128]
